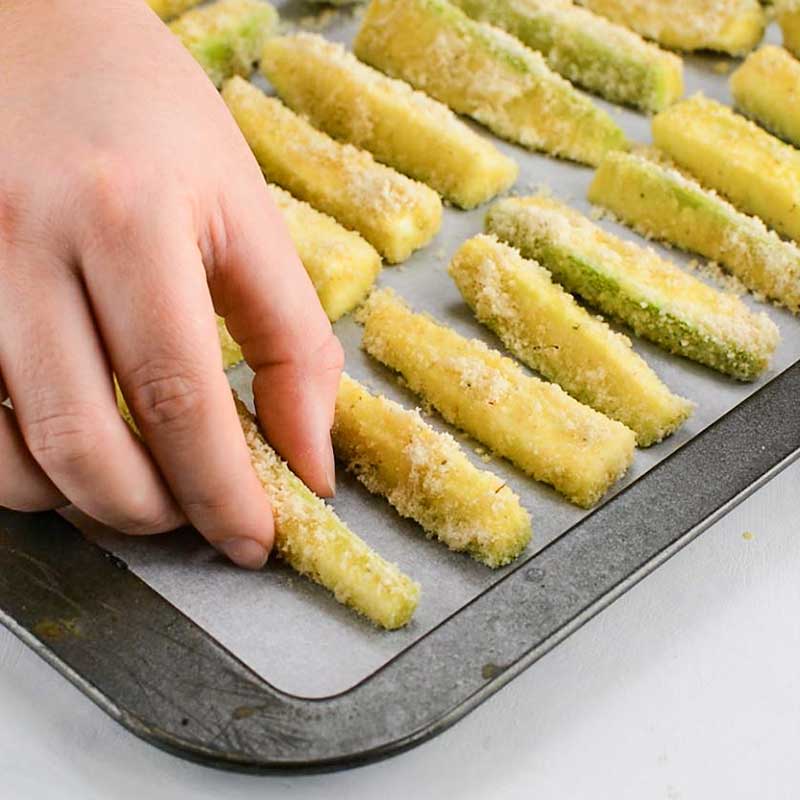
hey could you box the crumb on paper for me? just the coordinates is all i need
[713,60,733,75]
[742,531,754,541]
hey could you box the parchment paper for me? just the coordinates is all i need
[92,6,800,697]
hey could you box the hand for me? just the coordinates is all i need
[0,0,343,568]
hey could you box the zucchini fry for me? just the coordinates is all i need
[217,316,243,368]
[777,0,800,58]
[588,150,800,313]
[267,185,381,322]
[260,34,518,209]
[579,0,765,56]
[115,380,419,628]
[449,0,683,113]
[222,77,442,263]
[237,396,420,629]
[652,95,800,244]
[353,0,626,167]
[170,0,278,87]
[486,196,779,381]
[358,289,636,508]
[147,0,202,21]
[731,46,800,148]
[333,374,532,567]
[449,235,693,446]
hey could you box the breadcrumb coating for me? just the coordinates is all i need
[449,235,693,446]
[333,374,531,567]
[358,288,636,508]
[261,33,518,209]
[653,95,800,245]
[589,150,800,314]
[170,0,278,87]
[222,77,442,263]
[450,0,683,112]
[487,195,780,381]
[353,0,626,167]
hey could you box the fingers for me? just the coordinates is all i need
[0,404,65,512]
[0,255,185,534]
[211,188,343,498]
[81,212,275,569]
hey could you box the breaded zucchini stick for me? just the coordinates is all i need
[486,196,780,381]
[449,235,693,446]
[579,0,765,56]
[358,289,636,508]
[236,396,420,629]
[147,0,202,21]
[267,185,381,322]
[777,0,800,58]
[170,0,278,87]
[222,77,442,263]
[353,0,626,167]
[217,316,243,368]
[731,46,800,148]
[449,0,683,113]
[333,374,532,567]
[115,380,419,628]
[652,95,800,244]
[260,34,518,209]
[588,150,800,313]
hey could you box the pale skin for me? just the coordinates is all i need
[0,0,344,568]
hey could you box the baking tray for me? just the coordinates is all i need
[1,1,799,773]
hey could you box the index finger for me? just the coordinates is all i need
[81,213,274,569]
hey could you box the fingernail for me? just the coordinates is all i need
[324,440,337,498]
[219,538,269,570]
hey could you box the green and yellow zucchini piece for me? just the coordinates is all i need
[222,77,442,264]
[358,288,636,508]
[353,0,626,167]
[170,0,278,87]
[260,34,518,209]
[333,374,532,567]
[730,46,800,148]
[449,0,683,112]
[588,150,800,313]
[147,0,203,21]
[449,235,693,445]
[579,0,765,56]
[236,395,420,629]
[652,95,800,245]
[486,196,780,381]
[777,0,800,58]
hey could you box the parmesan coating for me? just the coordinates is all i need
[267,185,381,321]
[353,0,626,167]
[588,150,800,314]
[730,46,800,149]
[777,0,800,58]
[358,289,636,508]
[487,196,780,381]
[333,374,532,567]
[449,0,683,113]
[222,77,442,264]
[578,0,765,56]
[449,235,693,446]
[115,379,419,628]
[261,34,518,209]
[147,0,202,21]
[236,395,420,630]
[169,0,278,88]
[652,95,800,245]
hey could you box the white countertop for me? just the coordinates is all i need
[2,458,798,799]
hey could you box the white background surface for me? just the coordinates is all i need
[2,458,798,799]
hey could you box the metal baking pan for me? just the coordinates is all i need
[1,1,798,773]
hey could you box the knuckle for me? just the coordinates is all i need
[113,502,178,537]
[126,360,208,431]
[79,153,140,233]
[24,403,101,473]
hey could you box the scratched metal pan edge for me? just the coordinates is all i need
[2,359,799,772]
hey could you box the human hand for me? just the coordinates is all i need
[0,0,343,568]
